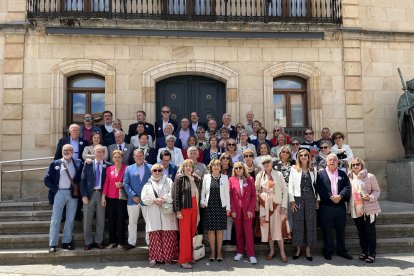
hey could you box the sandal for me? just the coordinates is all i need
[366,256,375,263]
[180,263,193,269]
[359,253,368,261]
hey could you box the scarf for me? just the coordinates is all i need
[350,173,364,218]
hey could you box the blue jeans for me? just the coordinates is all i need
[49,189,78,246]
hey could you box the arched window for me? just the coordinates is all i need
[273,76,307,128]
[67,74,105,125]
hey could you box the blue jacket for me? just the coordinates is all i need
[54,137,88,161]
[123,163,151,205]
[80,160,112,199]
[44,158,83,204]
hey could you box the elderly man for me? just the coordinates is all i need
[80,145,111,250]
[108,130,135,165]
[175,118,195,150]
[55,124,88,161]
[190,111,208,133]
[154,106,178,138]
[205,119,220,140]
[244,111,255,136]
[220,113,237,139]
[186,146,208,178]
[159,150,178,180]
[99,110,114,137]
[157,135,184,167]
[318,127,332,147]
[80,113,102,142]
[128,110,155,141]
[123,149,152,250]
[45,144,83,252]
[155,123,182,150]
[104,119,122,147]
[316,154,352,260]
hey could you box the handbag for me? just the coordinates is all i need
[119,188,128,200]
[62,162,80,198]
[192,234,205,261]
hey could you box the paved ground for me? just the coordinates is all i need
[0,252,413,276]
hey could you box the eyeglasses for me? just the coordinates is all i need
[244,154,253,158]
[299,154,309,157]
[197,131,205,134]
[161,110,170,113]
[258,131,266,134]
[221,157,230,160]
[320,146,329,149]
[262,160,271,165]
[305,132,313,135]
[152,169,163,173]
[234,167,243,170]
[274,129,281,132]
[227,143,236,146]
[334,136,342,140]
[291,143,299,146]
[351,163,361,167]
[281,151,290,154]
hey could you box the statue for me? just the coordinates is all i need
[397,68,414,158]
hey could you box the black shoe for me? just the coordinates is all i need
[96,243,104,249]
[306,255,313,261]
[62,242,75,250]
[84,244,93,251]
[49,246,56,253]
[324,253,332,260]
[123,244,136,250]
[292,251,301,260]
[338,252,353,260]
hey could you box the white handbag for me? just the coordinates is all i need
[192,234,205,261]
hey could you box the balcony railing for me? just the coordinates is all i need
[27,0,341,23]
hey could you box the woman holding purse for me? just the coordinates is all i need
[101,150,127,249]
[141,164,178,266]
[255,155,289,263]
[229,162,257,264]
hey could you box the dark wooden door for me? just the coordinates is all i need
[156,76,226,123]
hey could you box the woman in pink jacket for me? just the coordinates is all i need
[229,162,257,264]
[348,157,381,263]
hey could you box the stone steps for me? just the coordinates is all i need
[0,237,413,265]
[0,201,51,212]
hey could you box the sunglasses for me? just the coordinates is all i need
[197,131,205,134]
[258,131,266,134]
[281,151,290,154]
[161,110,170,113]
[152,169,163,173]
[221,157,230,160]
[291,143,299,146]
[299,154,309,157]
[244,154,253,158]
[351,163,361,167]
[227,143,236,146]
[234,167,243,170]
[320,146,329,149]
[84,117,93,121]
[274,129,281,132]
[262,160,271,165]
[305,132,313,135]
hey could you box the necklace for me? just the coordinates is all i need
[212,174,221,180]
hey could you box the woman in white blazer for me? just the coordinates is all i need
[200,159,231,262]
[288,149,319,261]
[141,164,178,266]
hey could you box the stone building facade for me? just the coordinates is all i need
[0,0,413,200]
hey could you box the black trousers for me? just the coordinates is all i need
[353,215,377,256]
[107,197,127,245]
[319,204,347,255]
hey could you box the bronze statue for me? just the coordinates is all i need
[397,68,414,158]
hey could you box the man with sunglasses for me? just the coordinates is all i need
[154,106,178,139]
[300,128,319,159]
[80,113,102,142]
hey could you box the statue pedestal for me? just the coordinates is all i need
[386,159,414,203]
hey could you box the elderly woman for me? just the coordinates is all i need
[141,164,178,266]
[331,131,353,172]
[288,149,319,261]
[172,160,202,269]
[290,138,300,161]
[101,150,127,249]
[249,120,262,141]
[254,142,274,170]
[196,126,209,151]
[226,138,242,164]
[218,127,231,150]
[271,125,291,147]
[183,136,203,162]
[243,149,261,179]
[256,155,289,262]
[157,135,185,167]
[270,133,287,158]
[201,159,231,262]
[203,136,222,166]
[82,132,108,161]
[235,123,246,144]
[237,130,257,157]
[348,158,381,264]
[312,140,332,171]
[229,162,257,264]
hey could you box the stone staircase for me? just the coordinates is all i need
[0,200,413,265]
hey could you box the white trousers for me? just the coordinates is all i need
[127,204,142,246]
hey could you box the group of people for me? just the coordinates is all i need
[44,107,382,268]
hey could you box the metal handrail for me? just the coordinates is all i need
[0,156,54,201]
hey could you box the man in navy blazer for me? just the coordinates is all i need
[159,150,178,180]
[219,113,237,139]
[127,110,155,142]
[55,124,88,161]
[316,153,352,260]
[123,149,151,250]
[45,144,83,252]
[154,106,178,138]
[80,145,112,250]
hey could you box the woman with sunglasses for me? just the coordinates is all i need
[331,131,354,172]
[288,149,319,261]
[195,126,209,151]
[243,149,261,179]
[141,164,178,266]
[237,130,257,157]
[312,140,332,171]
[229,162,257,264]
[256,155,289,263]
[235,123,245,144]
[203,136,222,166]
[348,158,381,264]
[252,127,273,153]
[271,125,291,147]
[219,153,235,245]
[226,138,243,164]
[290,138,301,161]
[201,159,231,262]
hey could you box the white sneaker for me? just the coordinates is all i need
[234,253,243,261]
[250,256,257,264]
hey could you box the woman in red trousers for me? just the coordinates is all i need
[172,159,202,269]
[229,161,257,264]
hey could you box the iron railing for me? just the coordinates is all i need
[27,0,342,23]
